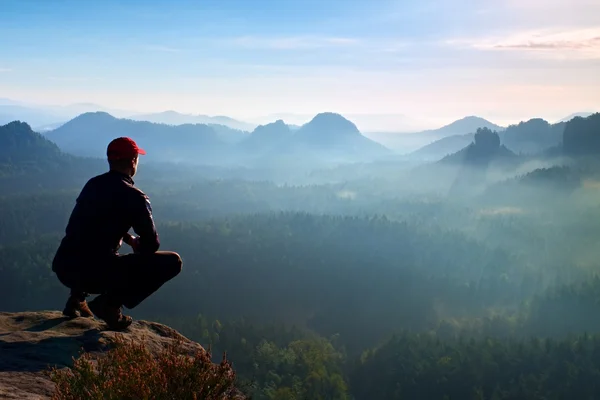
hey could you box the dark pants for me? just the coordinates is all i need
[54,251,182,309]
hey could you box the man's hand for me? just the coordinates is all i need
[122,233,141,253]
[130,236,142,254]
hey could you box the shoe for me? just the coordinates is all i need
[88,295,133,330]
[62,294,95,319]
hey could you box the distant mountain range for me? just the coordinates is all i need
[38,111,390,166]
[262,112,391,164]
[501,119,565,154]
[409,117,576,161]
[0,101,134,129]
[0,104,66,129]
[415,116,504,140]
[411,113,600,180]
[3,113,599,196]
[45,112,232,164]
[556,112,596,123]
[129,110,257,132]
[0,99,258,133]
[409,133,475,161]
[4,106,598,170]
[365,116,504,154]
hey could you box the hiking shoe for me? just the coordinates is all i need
[88,295,133,330]
[62,295,95,319]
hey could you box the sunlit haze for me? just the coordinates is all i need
[1,0,599,130]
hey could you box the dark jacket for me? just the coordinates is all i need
[53,170,160,271]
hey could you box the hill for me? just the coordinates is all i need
[0,311,243,399]
[131,110,256,132]
[205,124,248,144]
[0,105,65,128]
[28,112,390,167]
[0,121,107,192]
[563,113,600,157]
[416,116,503,140]
[0,100,136,130]
[275,112,390,163]
[367,116,504,154]
[501,118,565,154]
[441,128,517,166]
[45,112,231,164]
[0,121,82,176]
[435,128,520,197]
[410,117,566,160]
[0,121,64,163]
[480,166,583,206]
[409,133,475,161]
[238,119,292,156]
[557,112,596,123]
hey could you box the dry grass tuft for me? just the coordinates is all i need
[49,335,240,400]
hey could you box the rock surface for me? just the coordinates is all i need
[0,311,211,399]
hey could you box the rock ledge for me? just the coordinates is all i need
[0,311,208,399]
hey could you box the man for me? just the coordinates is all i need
[52,137,182,330]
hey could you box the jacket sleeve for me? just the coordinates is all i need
[130,191,160,254]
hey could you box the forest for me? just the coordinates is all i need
[2,113,600,399]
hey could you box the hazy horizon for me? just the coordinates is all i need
[1,0,599,131]
[0,96,595,133]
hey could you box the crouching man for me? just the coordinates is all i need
[52,137,182,330]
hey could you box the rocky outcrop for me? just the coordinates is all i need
[0,311,232,399]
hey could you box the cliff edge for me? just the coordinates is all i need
[0,311,242,399]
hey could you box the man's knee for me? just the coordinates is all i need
[165,251,182,279]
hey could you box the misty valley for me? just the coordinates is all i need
[2,111,600,399]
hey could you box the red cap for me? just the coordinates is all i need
[107,137,146,160]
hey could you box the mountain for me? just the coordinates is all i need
[563,113,600,157]
[395,129,518,203]
[409,133,475,161]
[500,118,565,155]
[0,121,107,192]
[45,112,231,164]
[441,128,519,197]
[0,104,65,127]
[238,119,292,156]
[131,110,256,132]
[280,112,390,162]
[34,111,390,167]
[0,100,135,129]
[441,128,517,166]
[203,124,248,144]
[557,112,596,123]
[417,116,503,140]
[0,121,71,172]
[368,116,504,154]
[412,117,569,159]
[237,113,390,166]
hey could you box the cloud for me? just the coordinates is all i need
[0,68,12,73]
[495,38,600,50]
[225,35,361,50]
[446,28,600,60]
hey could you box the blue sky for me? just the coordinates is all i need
[0,0,599,129]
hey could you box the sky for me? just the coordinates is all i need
[0,0,599,130]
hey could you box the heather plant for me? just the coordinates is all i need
[49,335,241,400]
